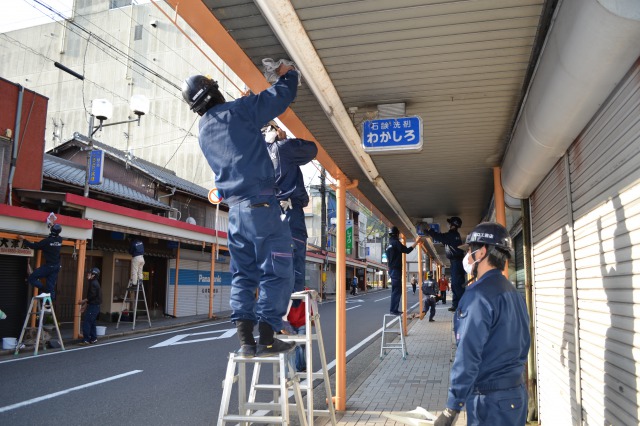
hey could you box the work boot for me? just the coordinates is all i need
[256,321,294,356]
[235,320,256,357]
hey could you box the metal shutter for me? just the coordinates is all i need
[0,255,29,339]
[530,158,578,424]
[569,63,640,426]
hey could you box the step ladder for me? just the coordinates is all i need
[380,314,407,360]
[15,293,65,356]
[116,280,151,330]
[217,290,336,426]
[279,290,337,426]
[218,350,307,426]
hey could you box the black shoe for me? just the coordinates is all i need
[390,311,403,316]
[90,339,98,344]
[256,338,295,356]
[236,344,256,358]
[79,341,91,346]
[448,307,456,312]
[429,319,435,322]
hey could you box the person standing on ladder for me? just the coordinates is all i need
[424,216,466,312]
[385,226,421,315]
[182,63,299,357]
[127,235,145,288]
[262,121,317,306]
[18,224,63,300]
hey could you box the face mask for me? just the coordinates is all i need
[463,249,480,275]
[264,130,277,143]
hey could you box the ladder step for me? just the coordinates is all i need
[223,415,284,422]
[243,402,284,411]
[252,383,290,390]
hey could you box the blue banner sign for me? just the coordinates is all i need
[362,116,423,154]
[88,149,105,185]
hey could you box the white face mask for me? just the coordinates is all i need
[463,249,480,275]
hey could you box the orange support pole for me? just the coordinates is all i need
[417,244,423,318]
[29,251,42,329]
[401,234,408,335]
[334,173,357,411]
[209,244,216,319]
[173,243,181,317]
[73,240,87,339]
[493,167,509,276]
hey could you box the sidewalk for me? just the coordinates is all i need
[335,304,465,426]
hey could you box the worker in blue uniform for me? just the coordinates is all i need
[425,216,466,312]
[18,224,63,300]
[385,226,421,315]
[182,64,299,357]
[419,271,438,321]
[434,222,530,426]
[263,122,318,303]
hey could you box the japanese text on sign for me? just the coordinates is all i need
[362,116,423,154]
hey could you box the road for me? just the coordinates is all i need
[0,288,422,425]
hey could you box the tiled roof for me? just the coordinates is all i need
[58,135,209,199]
[43,155,170,210]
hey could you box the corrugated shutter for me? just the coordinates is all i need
[530,158,578,424]
[0,255,29,339]
[569,63,640,426]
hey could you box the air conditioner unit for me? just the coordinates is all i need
[168,210,180,220]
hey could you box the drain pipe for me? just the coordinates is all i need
[253,0,431,253]
[7,84,25,206]
[502,0,640,199]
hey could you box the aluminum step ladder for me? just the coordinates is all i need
[15,293,65,356]
[116,279,151,330]
[278,290,337,426]
[218,349,306,426]
[380,314,407,360]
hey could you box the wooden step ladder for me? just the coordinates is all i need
[380,314,408,360]
[116,279,151,330]
[15,293,65,356]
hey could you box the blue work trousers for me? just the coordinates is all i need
[293,324,306,372]
[450,259,466,309]
[82,304,100,342]
[423,296,436,320]
[228,194,294,332]
[466,384,527,426]
[389,269,402,313]
[28,263,61,300]
[283,205,307,294]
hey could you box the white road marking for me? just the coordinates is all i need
[150,328,236,348]
[375,296,390,302]
[0,370,143,413]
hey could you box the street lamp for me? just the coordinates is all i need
[84,96,150,196]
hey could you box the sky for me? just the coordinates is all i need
[0,0,73,33]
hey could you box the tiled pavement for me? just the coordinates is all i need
[334,305,466,425]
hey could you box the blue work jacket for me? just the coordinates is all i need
[447,269,530,410]
[23,235,62,265]
[385,236,414,272]
[266,137,317,206]
[198,70,298,205]
[129,239,144,257]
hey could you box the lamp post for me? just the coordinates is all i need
[83,96,150,197]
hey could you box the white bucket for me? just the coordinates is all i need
[2,337,17,350]
[96,326,106,336]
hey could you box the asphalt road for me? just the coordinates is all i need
[0,287,422,425]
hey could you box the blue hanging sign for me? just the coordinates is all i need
[362,116,423,154]
[88,149,105,185]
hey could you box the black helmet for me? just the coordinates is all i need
[50,224,62,236]
[90,267,100,277]
[181,75,220,115]
[465,222,512,251]
[388,226,399,236]
[447,216,462,228]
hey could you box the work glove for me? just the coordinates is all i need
[434,408,459,426]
